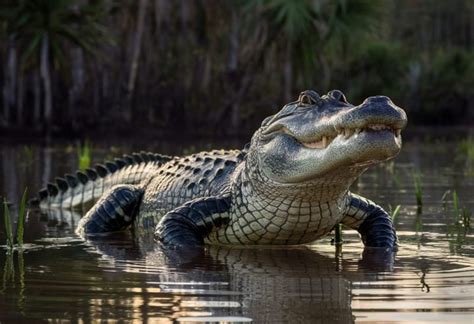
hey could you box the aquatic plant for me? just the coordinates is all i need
[461,207,471,230]
[457,137,474,161]
[413,172,423,207]
[77,141,91,170]
[453,190,460,218]
[2,189,28,250]
[452,191,471,230]
[441,190,451,210]
[16,189,28,247]
[391,204,401,223]
[3,198,14,250]
[334,223,343,245]
[415,206,423,245]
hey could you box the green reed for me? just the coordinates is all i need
[3,198,14,250]
[334,223,343,245]
[77,141,91,170]
[441,190,451,210]
[16,189,28,247]
[453,191,471,230]
[2,189,28,250]
[413,172,423,207]
[391,204,401,223]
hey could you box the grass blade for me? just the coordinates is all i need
[16,188,28,247]
[334,223,343,244]
[452,191,459,219]
[413,172,423,206]
[78,141,91,170]
[3,198,14,249]
[391,204,401,223]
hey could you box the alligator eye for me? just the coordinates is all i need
[300,94,313,105]
[329,90,348,104]
[298,90,320,105]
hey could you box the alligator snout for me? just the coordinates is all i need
[336,95,407,131]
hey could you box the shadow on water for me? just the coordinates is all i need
[0,133,473,323]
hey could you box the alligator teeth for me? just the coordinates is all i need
[302,135,334,149]
[344,129,354,139]
[396,129,401,136]
[355,128,361,134]
[368,124,391,131]
[303,139,325,149]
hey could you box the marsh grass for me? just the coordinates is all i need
[16,189,28,247]
[334,224,343,245]
[77,141,91,170]
[452,191,471,230]
[441,190,451,210]
[457,137,474,161]
[453,191,460,218]
[391,205,401,223]
[3,198,14,250]
[2,188,28,250]
[413,172,423,207]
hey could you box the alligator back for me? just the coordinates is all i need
[134,149,244,232]
[37,152,173,209]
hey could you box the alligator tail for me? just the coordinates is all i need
[33,151,173,210]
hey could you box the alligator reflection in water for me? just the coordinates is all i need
[37,207,358,322]
[90,236,356,323]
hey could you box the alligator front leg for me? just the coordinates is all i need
[341,193,397,248]
[155,196,231,246]
[77,185,143,236]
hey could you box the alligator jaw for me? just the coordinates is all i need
[300,124,402,150]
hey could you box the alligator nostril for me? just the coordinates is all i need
[329,90,348,104]
[365,96,391,104]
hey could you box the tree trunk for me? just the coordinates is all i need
[283,42,293,102]
[228,6,239,73]
[2,35,17,126]
[68,48,85,130]
[40,34,53,129]
[17,72,24,125]
[228,5,240,132]
[33,69,42,125]
[126,0,148,121]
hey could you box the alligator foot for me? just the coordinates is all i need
[154,195,231,246]
[77,185,143,236]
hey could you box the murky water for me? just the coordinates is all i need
[0,133,473,323]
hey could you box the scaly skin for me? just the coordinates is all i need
[37,90,407,248]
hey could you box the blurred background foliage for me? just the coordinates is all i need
[0,0,472,137]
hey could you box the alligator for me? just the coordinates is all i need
[36,90,407,248]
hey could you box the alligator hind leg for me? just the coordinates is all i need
[76,185,143,236]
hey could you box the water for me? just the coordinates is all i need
[0,133,473,323]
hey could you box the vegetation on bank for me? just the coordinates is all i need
[2,189,28,250]
[0,0,472,136]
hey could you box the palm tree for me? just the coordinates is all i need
[0,0,111,129]
[242,0,321,101]
[242,0,384,97]
[318,0,384,88]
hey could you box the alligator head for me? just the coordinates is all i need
[252,90,407,184]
